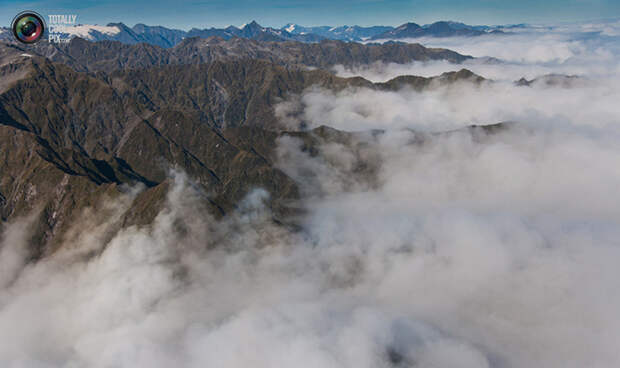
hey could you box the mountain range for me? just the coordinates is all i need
[0,23,577,267]
[370,21,505,40]
[0,37,484,254]
[1,20,506,48]
[21,36,470,74]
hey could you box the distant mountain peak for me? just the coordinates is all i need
[397,22,421,30]
[243,20,263,31]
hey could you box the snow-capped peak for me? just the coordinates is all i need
[55,24,121,40]
[284,24,297,33]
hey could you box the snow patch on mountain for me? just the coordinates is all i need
[59,25,121,40]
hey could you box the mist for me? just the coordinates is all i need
[2,20,620,368]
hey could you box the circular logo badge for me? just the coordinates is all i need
[12,11,46,44]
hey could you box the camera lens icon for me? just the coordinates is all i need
[12,11,46,44]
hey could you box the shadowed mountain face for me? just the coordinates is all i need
[0,39,485,255]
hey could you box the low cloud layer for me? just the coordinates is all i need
[351,19,620,82]
[276,76,620,133]
[2,20,620,368]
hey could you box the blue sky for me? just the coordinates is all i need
[2,0,620,29]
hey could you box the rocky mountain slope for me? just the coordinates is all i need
[0,40,484,256]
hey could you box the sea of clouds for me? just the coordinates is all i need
[1,19,620,368]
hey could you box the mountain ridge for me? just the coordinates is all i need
[370,20,504,39]
[0,20,507,47]
[11,36,472,73]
